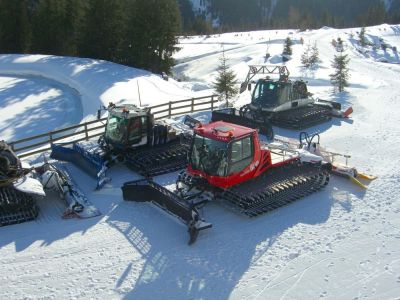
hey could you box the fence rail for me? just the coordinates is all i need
[7,95,218,158]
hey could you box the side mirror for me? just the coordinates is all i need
[97,105,107,120]
[248,84,251,91]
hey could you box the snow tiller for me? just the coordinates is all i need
[122,121,332,245]
[0,141,100,227]
[296,132,377,189]
[51,103,191,189]
[220,65,353,130]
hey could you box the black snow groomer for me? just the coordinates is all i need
[51,103,190,189]
[225,65,353,130]
[0,141,39,226]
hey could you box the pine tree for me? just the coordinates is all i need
[125,0,181,74]
[31,0,61,54]
[78,0,125,62]
[301,43,311,68]
[190,16,213,35]
[309,42,320,67]
[362,3,386,26]
[0,0,31,53]
[178,0,195,33]
[61,0,87,56]
[213,48,238,107]
[282,37,293,56]
[321,10,335,27]
[301,42,319,69]
[330,53,350,92]
[359,27,367,47]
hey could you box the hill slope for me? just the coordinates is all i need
[0,24,399,299]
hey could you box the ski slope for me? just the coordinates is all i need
[1,24,400,299]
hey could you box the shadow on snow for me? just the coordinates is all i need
[104,170,366,299]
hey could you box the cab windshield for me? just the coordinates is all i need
[190,134,228,177]
[252,81,280,108]
[105,116,128,143]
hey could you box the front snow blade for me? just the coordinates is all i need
[357,173,377,181]
[50,142,110,189]
[122,179,212,245]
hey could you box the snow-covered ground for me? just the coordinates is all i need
[0,54,212,141]
[1,24,400,299]
[0,74,82,141]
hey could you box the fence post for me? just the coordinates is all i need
[49,132,53,145]
[211,95,214,111]
[84,123,89,140]
[168,101,172,118]
[191,98,194,112]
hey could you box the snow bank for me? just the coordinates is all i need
[0,54,211,122]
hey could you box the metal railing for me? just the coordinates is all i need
[8,94,218,158]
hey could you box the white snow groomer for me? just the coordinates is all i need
[51,103,191,189]
[0,141,100,226]
[212,65,353,130]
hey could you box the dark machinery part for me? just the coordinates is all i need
[122,178,211,245]
[178,162,329,217]
[0,187,38,226]
[125,139,190,177]
[0,141,38,226]
[240,103,332,130]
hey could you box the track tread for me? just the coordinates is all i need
[270,105,332,129]
[125,140,189,177]
[180,162,329,217]
[0,186,39,226]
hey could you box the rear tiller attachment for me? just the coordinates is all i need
[122,179,212,245]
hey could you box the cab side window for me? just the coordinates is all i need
[128,117,141,141]
[228,136,254,175]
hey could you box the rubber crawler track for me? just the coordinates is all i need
[125,140,189,177]
[270,105,332,130]
[0,186,39,226]
[179,162,329,217]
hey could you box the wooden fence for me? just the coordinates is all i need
[8,94,218,158]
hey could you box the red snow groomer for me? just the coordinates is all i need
[122,121,332,244]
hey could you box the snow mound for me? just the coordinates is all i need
[0,54,210,121]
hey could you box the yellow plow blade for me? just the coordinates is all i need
[357,173,377,181]
[350,176,368,189]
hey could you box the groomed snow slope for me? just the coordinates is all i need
[1,24,400,299]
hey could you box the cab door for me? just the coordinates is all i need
[127,116,147,147]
